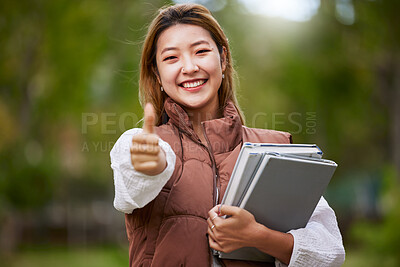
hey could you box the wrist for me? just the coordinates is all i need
[252,223,293,265]
[252,222,272,249]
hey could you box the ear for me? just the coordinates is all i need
[220,46,227,73]
[152,66,162,85]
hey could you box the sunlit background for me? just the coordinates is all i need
[1,0,399,266]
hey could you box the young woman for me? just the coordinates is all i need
[110,3,345,267]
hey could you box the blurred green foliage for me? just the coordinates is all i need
[3,246,128,267]
[348,165,400,266]
[1,0,399,265]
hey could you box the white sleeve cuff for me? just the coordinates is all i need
[286,197,345,267]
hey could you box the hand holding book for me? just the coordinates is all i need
[207,205,258,253]
[207,204,294,265]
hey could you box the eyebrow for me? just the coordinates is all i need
[160,40,211,55]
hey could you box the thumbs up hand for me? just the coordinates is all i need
[130,103,167,176]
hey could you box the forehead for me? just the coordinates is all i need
[156,24,216,51]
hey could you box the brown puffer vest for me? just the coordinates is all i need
[125,98,292,267]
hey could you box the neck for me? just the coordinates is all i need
[187,108,221,128]
[185,100,222,129]
[184,100,222,145]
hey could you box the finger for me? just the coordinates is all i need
[208,232,223,251]
[208,215,222,227]
[208,205,220,218]
[210,214,218,222]
[219,205,241,217]
[132,133,159,145]
[207,226,219,243]
[131,143,160,155]
[131,153,159,163]
[207,217,215,229]
[133,161,158,172]
[143,103,156,134]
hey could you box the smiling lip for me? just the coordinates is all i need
[179,79,207,92]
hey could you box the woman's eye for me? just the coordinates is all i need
[197,49,211,54]
[163,56,177,61]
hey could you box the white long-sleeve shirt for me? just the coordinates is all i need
[111,129,345,267]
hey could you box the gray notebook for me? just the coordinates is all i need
[218,153,337,262]
[222,143,323,207]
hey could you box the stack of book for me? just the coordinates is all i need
[218,143,337,262]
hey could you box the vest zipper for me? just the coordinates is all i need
[201,122,220,206]
[172,104,220,205]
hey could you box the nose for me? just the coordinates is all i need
[181,56,199,74]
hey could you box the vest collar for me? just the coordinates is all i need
[163,97,243,154]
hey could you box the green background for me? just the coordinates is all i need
[1,0,399,266]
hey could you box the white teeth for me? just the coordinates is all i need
[182,80,206,88]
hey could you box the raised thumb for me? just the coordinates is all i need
[143,103,156,134]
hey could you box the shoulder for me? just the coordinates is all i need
[242,126,292,144]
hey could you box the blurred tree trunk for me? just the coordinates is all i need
[0,210,20,256]
[377,0,400,179]
[391,57,400,178]
[377,57,400,178]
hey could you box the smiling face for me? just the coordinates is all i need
[155,24,226,117]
